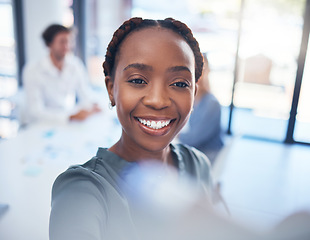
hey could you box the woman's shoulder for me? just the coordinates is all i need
[172,143,211,164]
[51,155,103,194]
[54,148,111,180]
[51,148,132,197]
[172,143,214,195]
[171,143,212,178]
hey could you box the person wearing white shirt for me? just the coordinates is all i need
[22,24,100,125]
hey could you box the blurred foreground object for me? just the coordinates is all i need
[122,161,310,240]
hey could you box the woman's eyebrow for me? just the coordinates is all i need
[167,65,191,73]
[123,63,153,71]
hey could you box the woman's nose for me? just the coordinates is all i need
[142,83,171,110]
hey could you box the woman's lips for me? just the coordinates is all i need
[135,117,175,136]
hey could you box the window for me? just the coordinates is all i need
[294,36,310,142]
[131,0,309,144]
[0,0,18,139]
[231,0,305,141]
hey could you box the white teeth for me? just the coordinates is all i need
[138,118,171,129]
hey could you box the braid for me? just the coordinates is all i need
[103,17,203,82]
[163,18,203,82]
[103,17,144,77]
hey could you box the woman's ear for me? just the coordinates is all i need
[105,76,115,106]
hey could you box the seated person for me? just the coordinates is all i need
[22,24,100,124]
[178,53,223,163]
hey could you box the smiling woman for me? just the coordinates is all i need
[105,27,197,161]
[49,17,215,240]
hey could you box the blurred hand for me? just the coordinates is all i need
[69,104,102,121]
[69,109,92,121]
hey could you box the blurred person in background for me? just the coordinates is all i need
[22,24,100,125]
[178,53,223,164]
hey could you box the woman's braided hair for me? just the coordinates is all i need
[103,17,203,82]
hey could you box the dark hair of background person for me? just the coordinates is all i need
[42,24,71,47]
[103,17,204,82]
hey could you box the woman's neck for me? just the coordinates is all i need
[109,139,174,167]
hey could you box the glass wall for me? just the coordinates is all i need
[294,37,310,142]
[0,0,18,138]
[131,0,309,143]
[231,0,306,140]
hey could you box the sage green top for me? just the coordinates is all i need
[49,143,213,240]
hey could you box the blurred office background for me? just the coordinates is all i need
[0,0,310,239]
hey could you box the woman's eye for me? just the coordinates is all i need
[128,79,147,85]
[172,82,189,88]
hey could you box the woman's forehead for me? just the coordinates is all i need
[121,27,185,48]
[116,27,195,67]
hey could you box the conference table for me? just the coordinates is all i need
[0,111,121,240]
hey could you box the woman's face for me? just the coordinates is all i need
[106,27,197,157]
